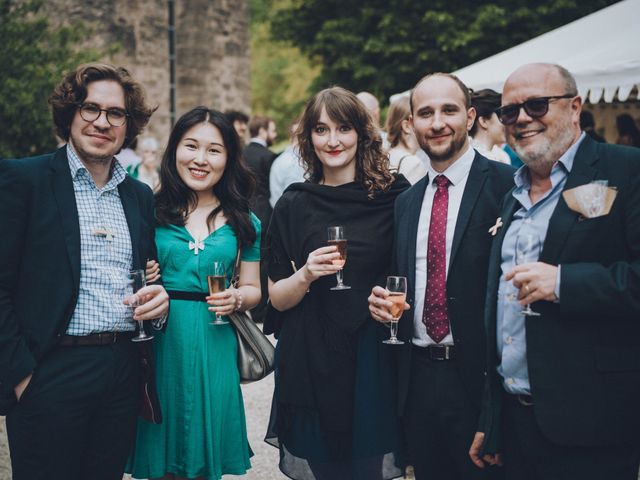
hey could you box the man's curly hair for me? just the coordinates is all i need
[49,62,156,148]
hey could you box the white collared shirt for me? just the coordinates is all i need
[412,145,476,346]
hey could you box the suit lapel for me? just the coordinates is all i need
[50,149,81,290]
[405,176,429,299]
[540,137,599,264]
[449,153,487,270]
[486,193,519,331]
[118,178,141,270]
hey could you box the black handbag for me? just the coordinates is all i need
[229,251,275,383]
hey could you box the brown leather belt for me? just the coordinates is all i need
[414,344,456,361]
[59,332,136,346]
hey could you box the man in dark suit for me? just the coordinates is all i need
[369,73,514,480]
[243,115,277,322]
[469,63,640,479]
[0,63,169,480]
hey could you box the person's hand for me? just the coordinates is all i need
[505,261,558,305]
[126,284,169,321]
[300,245,342,283]
[368,285,409,323]
[207,287,243,315]
[145,259,161,283]
[14,373,33,402]
[469,432,503,468]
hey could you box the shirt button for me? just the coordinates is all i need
[505,336,513,345]
[525,218,532,224]
[507,378,514,385]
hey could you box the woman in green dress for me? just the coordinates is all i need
[127,106,261,480]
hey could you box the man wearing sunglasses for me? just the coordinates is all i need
[0,63,169,479]
[470,63,640,479]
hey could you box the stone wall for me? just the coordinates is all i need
[41,0,250,144]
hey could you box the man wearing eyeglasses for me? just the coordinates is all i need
[0,63,169,480]
[470,63,640,479]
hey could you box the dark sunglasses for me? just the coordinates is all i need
[495,94,575,125]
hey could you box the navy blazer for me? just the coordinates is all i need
[394,152,514,416]
[0,147,157,413]
[481,136,640,451]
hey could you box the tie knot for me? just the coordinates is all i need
[434,175,450,189]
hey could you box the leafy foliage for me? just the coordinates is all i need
[249,0,320,146]
[0,0,101,158]
[269,0,620,100]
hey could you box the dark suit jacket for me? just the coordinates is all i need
[243,141,275,233]
[0,147,157,413]
[395,152,515,416]
[481,136,640,450]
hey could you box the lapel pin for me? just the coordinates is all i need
[488,217,503,236]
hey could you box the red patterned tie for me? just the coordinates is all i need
[423,175,450,343]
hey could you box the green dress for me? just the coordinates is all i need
[127,216,261,480]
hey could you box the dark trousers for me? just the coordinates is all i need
[6,341,140,480]
[403,351,500,480]
[502,393,640,480]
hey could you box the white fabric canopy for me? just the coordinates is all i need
[391,0,640,104]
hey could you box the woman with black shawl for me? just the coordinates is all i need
[264,87,410,480]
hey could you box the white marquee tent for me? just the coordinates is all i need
[391,0,640,104]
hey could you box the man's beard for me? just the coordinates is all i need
[420,131,467,163]
[512,127,575,174]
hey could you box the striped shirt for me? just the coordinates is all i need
[65,143,135,335]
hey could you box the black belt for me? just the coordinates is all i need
[59,332,135,346]
[414,344,456,361]
[167,290,207,302]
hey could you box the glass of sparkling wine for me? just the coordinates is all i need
[208,261,229,325]
[127,269,153,342]
[383,276,407,345]
[327,226,351,291]
[515,233,541,317]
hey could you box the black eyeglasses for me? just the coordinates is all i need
[77,103,129,127]
[495,94,575,125]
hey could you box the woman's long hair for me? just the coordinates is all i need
[155,106,257,248]
[297,86,393,198]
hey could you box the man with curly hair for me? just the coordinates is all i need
[0,63,169,480]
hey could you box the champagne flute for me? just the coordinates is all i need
[382,276,407,345]
[208,261,229,325]
[515,233,541,317]
[127,269,153,342]
[327,226,351,291]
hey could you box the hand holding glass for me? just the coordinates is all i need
[327,226,351,290]
[382,276,407,345]
[208,261,229,325]
[515,233,541,317]
[127,269,153,342]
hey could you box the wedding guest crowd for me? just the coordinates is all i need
[1,59,638,480]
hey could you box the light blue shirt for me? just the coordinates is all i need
[65,143,135,335]
[497,133,586,395]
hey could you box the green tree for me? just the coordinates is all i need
[0,0,101,158]
[250,0,320,148]
[270,0,620,100]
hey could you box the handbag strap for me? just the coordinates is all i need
[231,249,241,288]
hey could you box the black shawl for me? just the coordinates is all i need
[264,176,409,433]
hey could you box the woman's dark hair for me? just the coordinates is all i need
[297,86,393,198]
[155,106,257,248]
[470,89,502,136]
[49,62,156,147]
